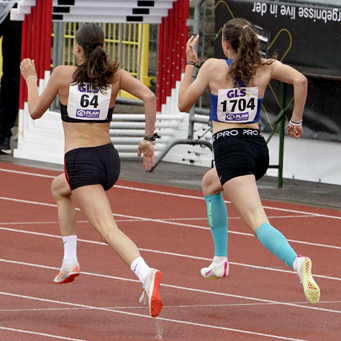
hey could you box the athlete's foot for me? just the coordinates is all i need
[200,260,229,279]
[296,256,320,304]
[54,260,80,284]
[139,268,163,317]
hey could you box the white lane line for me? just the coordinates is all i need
[159,215,316,221]
[0,214,327,224]
[114,185,341,220]
[0,226,340,281]
[0,291,307,341]
[0,259,340,314]
[0,196,57,208]
[1,200,341,251]
[1,167,341,220]
[0,326,85,340]
[0,168,57,179]
[2,300,341,313]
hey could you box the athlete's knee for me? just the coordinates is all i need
[244,215,269,236]
[97,225,118,245]
[51,178,60,199]
[99,233,109,244]
[202,169,223,196]
[51,175,71,200]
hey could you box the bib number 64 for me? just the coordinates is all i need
[80,94,99,108]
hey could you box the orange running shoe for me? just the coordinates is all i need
[54,260,80,284]
[139,268,163,317]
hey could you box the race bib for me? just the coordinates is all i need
[67,83,112,121]
[217,87,258,123]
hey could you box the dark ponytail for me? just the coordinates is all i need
[72,23,119,92]
[222,18,275,86]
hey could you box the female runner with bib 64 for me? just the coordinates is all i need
[20,23,163,317]
[178,18,320,304]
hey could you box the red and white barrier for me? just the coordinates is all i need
[14,0,213,167]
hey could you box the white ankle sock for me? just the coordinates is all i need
[293,255,304,274]
[214,256,228,264]
[62,235,78,265]
[130,257,150,284]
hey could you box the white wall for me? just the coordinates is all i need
[265,132,341,185]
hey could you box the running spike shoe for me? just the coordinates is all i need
[296,256,320,304]
[139,268,163,317]
[54,260,80,284]
[200,260,229,279]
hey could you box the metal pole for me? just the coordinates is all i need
[277,83,287,188]
[187,0,207,138]
[51,22,63,111]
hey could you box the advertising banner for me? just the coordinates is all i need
[214,0,341,141]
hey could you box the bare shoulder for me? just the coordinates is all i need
[50,65,75,84]
[48,66,75,103]
[112,68,131,85]
[199,58,228,79]
[114,68,128,79]
[262,59,282,69]
[110,68,134,95]
[202,58,227,70]
[52,65,75,75]
[257,59,282,77]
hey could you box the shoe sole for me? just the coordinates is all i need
[302,258,320,304]
[149,270,163,318]
[54,272,80,284]
[202,275,220,279]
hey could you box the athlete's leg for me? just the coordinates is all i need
[74,185,163,314]
[72,184,141,266]
[202,168,227,258]
[201,168,229,278]
[51,174,76,236]
[222,174,297,268]
[222,174,320,304]
[51,174,80,283]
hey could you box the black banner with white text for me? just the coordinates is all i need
[214,0,341,142]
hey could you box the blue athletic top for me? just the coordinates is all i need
[210,59,264,124]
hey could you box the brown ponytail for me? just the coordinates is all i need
[72,23,119,92]
[222,18,275,86]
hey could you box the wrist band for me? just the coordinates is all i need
[290,119,303,126]
[186,61,200,68]
[144,132,161,141]
[26,76,38,83]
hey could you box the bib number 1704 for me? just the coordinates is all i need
[221,97,256,112]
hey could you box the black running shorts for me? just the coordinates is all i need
[64,143,120,191]
[213,128,269,186]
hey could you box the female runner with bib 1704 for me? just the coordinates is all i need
[178,18,320,305]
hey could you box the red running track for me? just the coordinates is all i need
[0,162,340,340]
